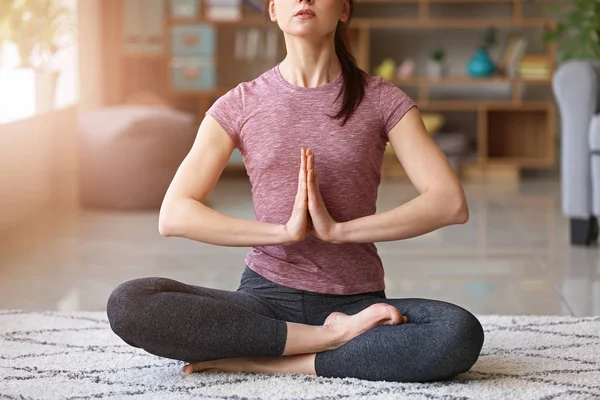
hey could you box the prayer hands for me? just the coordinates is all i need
[306,148,339,243]
[283,148,312,244]
[283,148,339,244]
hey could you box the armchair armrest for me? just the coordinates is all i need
[553,60,600,217]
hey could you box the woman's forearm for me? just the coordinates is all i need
[158,198,291,247]
[332,189,469,244]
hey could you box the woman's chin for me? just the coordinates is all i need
[282,27,336,40]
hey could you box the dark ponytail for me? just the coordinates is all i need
[265,0,367,126]
[332,13,367,126]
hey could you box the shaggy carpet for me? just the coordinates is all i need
[1,311,599,400]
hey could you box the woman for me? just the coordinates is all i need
[106,0,484,383]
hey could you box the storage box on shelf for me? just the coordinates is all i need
[169,23,217,91]
[170,24,215,56]
[170,57,217,91]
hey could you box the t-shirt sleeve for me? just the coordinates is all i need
[378,77,417,138]
[205,84,244,148]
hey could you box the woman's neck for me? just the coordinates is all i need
[278,36,342,88]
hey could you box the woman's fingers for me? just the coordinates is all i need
[307,169,317,208]
[298,147,306,193]
[306,149,312,184]
[307,150,317,204]
[296,148,308,211]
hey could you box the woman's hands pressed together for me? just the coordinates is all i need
[306,148,339,243]
[283,148,312,244]
[283,147,339,244]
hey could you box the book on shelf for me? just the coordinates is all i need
[518,68,551,79]
[517,54,552,79]
[498,34,528,78]
[234,27,278,61]
[205,0,265,20]
[206,0,242,20]
[243,0,264,13]
[207,7,241,20]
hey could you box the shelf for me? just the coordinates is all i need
[394,76,552,86]
[167,16,270,26]
[484,157,554,168]
[122,53,165,59]
[166,90,553,110]
[357,0,517,2]
[167,84,557,107]
[165,16,554,29]
[165,96,553,113]
[354,18,552,28]
[486,108,553,163]
[417,100,551,110]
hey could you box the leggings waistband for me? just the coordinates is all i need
[237,265,386,299]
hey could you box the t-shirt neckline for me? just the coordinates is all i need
[273,63,343,93]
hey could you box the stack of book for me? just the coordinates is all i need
[518,55,552,79]
[205,0,264,20]
[206,0,242,20]
[498,35,528,77]
[243,0,264,13]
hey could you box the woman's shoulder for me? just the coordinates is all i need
[359,71,412,105]
[363,71,384,86]
[208,67,278,125]
[225,67,277,98]
[362,72,402,93]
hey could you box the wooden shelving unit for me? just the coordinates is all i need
[111,0,558,182]
[354,18,550,28]
[357,0,517,3]
[349,0,557,182]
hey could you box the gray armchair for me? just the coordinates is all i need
[553,60,600,245]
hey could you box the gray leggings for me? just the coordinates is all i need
[106,266,484,383]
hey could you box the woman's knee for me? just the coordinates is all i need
[106,277,161,345]
[443,305,485,375]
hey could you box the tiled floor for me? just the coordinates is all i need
[1,176,599,317]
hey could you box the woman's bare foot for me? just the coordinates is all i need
[183,360,235,375]
[183,353,317,376]
[323,303,408,350]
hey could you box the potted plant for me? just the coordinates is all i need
[541,0,600,61]
[0,0,75,112]
[428,48,448,78]
[467,26,497,77]
[0,1,15,67]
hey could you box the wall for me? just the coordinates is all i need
[78,0,105,112]
[0,106,78,235]
[101,0,125,105]
[0,0,107,235]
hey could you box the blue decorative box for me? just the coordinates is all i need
[170,57,216,90]
[171,24,215,56]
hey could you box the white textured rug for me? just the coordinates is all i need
[1,311,599,400]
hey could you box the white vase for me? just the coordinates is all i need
[427,60,447,78]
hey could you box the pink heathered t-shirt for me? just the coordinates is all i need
[206,64,416,295]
